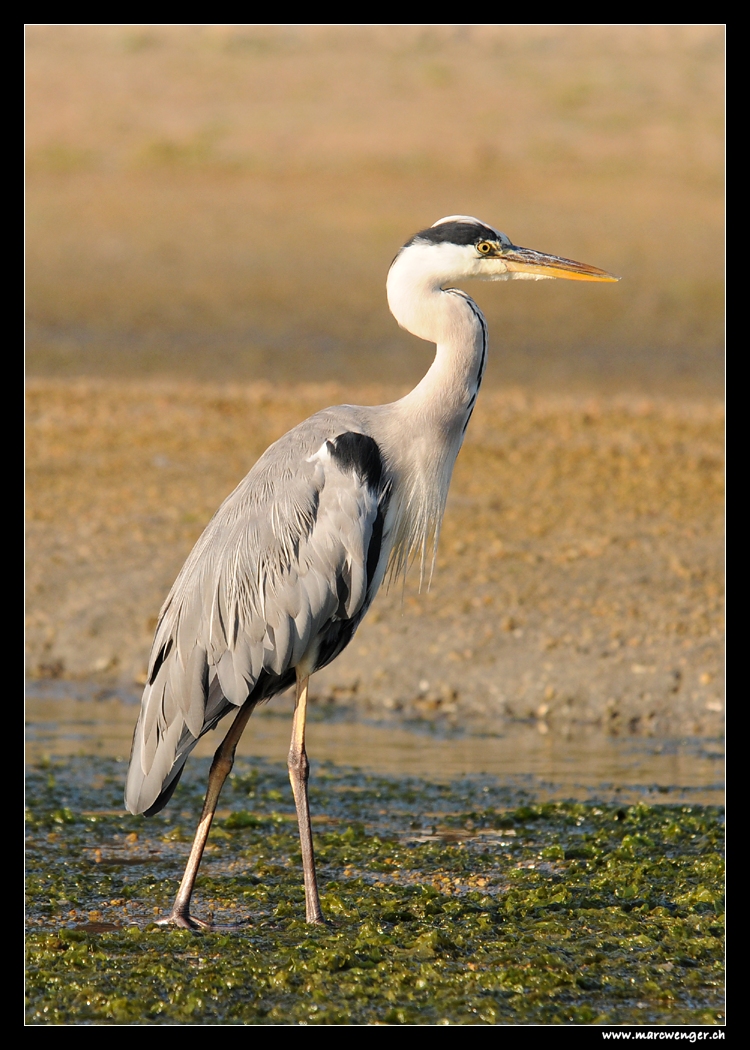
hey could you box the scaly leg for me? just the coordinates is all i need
[159,698,255,930]
[288,672,326,924]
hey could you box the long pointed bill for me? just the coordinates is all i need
[504,246,620,282]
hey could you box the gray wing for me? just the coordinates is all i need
[125,418,387,815]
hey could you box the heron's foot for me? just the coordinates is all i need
[156,909,211,931]
[306,912,330,926]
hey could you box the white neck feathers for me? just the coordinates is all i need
[382,244,488,583]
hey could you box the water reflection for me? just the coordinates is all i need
[26,679,723,805]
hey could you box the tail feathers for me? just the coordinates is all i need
[143,752,188,816]
[125,717,197,815]
[123,642,233,814]
[124,635,298,816]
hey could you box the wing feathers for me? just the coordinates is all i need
[184,646,208,738]
[125,423,388,815]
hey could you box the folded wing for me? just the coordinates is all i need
[125,426,387,815]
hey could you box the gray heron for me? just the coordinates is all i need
[125,215,618,928]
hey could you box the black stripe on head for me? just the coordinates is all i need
[405,220,500,249]
[328,432,384,493]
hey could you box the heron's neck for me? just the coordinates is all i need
[388,275,487,438]
[379,267,487,580]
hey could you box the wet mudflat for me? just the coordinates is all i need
[25,371,724,1027]
[26,380,724,738]
[26,747,724,1026]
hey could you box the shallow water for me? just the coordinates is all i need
[26,679,723,806]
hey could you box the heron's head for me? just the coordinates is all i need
[391,215,619,286]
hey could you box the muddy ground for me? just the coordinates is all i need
[26,379,723,738]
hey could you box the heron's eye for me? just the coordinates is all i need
[477,241,493,255]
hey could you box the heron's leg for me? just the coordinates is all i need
[160,699,255,930]
[288,671,326,924]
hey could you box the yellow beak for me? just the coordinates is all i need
[503,246,620,282]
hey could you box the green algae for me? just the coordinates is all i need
[26,756,724,1025]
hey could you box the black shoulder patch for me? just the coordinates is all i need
[404,221,499,249]
[328,432,384,492]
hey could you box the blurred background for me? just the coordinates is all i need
[27,26,724,763]
[27,24,723,393]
